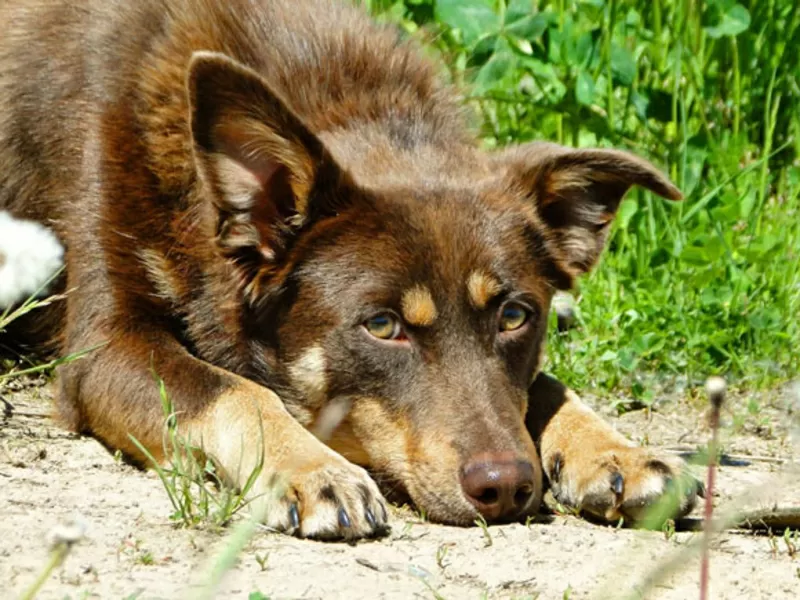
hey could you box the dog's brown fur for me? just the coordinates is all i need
[0,0,696,539]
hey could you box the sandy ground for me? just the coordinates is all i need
[2,376,799,600]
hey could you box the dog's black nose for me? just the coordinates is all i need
[460,453,537,522]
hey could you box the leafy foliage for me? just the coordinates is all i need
[366,0,800,396]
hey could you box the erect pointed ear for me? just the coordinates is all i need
[498,142,682,289]
[188,51,351,266]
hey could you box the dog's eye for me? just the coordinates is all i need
[499,303,529,332]
[364,313,404,340]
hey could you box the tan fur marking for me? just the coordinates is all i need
[186,381,299,482]
[344,398,412,470]
[326,420,373,467]
[288,346,328,409]
[138,249,182,304]
[466,270,503,309]
[401,285,438,327]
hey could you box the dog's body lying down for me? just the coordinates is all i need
[0,0,697,539]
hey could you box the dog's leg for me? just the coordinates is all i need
[526,373,699,523]
[59,330,388,540]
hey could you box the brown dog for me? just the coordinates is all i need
[0,0,697,539]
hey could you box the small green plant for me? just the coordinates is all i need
[661,518,676,541]
[768,529,781,557]
[254,551,270,571]
[551,500,581,518]
[474,515,493,547]
[419,578,448,600]
[400,521,414,537]
[118,537,158,566]
[0,269,98,383]
[524,514,536,528]
[0,268,63,335]
[435,543,453,569]
[783,528,798,559]
[128,366,264,529]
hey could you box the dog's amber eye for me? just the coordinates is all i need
[364,313,403,340]
[499,303,529,332]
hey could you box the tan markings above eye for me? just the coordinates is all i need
[400,285,438,327]
[467,270,503,309]
[499,302,529,332]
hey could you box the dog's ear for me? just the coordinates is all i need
[498,142,682,288]
[188,52,351,264]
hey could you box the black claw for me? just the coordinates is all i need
[365,507,377,528]
[289,503,300,530]
[338,507,351,528]
[696,479,706,498]
[380,503,388,522]
[611,472,624,495]
[550,453,563,484]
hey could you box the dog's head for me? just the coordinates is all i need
[188,53,681,524]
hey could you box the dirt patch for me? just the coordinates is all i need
[2,378,798,599]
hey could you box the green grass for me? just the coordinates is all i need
[128,368,266,529]
[367,0,800,399]
[0,270,99,381]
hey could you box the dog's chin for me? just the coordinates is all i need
[368,468,483,525]
[422,501,482,526]
[410,491,543,526]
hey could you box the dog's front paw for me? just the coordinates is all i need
[546,444,701,525]
[253,451,390,540]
